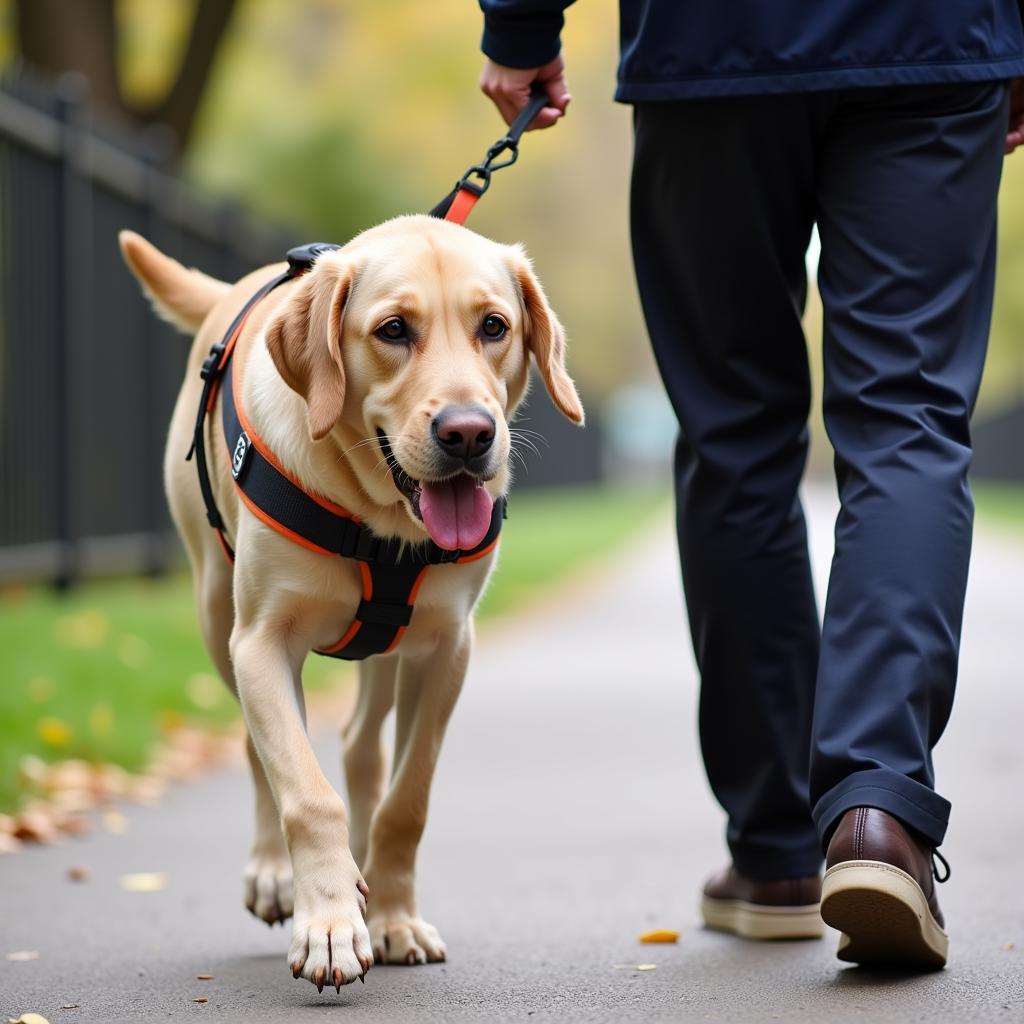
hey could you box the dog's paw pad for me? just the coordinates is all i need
[244,856,293,925]
[369,915,447,965]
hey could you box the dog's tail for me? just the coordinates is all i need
[119,230,231,334]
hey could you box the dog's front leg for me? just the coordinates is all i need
[362,625,471,965]
[231,624,373,991]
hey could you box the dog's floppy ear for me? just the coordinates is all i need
[265,257,352,441]
[509,249,584,425]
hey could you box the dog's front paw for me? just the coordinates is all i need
[369,913,447,965]
[288,877,372,991]
[244,853,293,925]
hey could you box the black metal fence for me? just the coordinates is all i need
[0,67,289,586]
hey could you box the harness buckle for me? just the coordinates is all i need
[352,530,380,563]
[286,242,341,276]
[200,344,225,382]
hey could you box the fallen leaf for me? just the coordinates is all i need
[637,963,657,971]
[13,804,59,844]
[46,760,92,793]
[7,1014,50,1024]
[126,775,165,805]
[59,813,91,838]
[102,810,128,835]
[196,974,214,980]
[67,864,91,882]
[639,929,679,944]
[54,609,108,649]
[192,998,208,1004]
[17,755,49,789]
[5,950,40,962]
[120,872,167,893]
[93,764,129,799]
[36,718,73,749]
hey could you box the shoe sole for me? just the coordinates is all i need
[701,895,824,940]
[820,860,948,969]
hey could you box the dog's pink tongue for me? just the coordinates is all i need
[419,476,494,551]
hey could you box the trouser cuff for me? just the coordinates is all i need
[728,835,824,881]
[812,768,951,849]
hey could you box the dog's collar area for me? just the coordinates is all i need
[187,244,505,662]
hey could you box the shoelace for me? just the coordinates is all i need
[932,848,951,884]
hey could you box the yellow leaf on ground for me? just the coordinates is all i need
[8,1014,50,1024]
[5,950,40,962]
[36,718,73,748]
[636,963,658,971]
[639,929,679,944]
[54,609,108,649]
[120,871,168,892]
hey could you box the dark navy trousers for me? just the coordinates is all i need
[631,82,1009,879]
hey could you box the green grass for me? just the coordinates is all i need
[0,484,667,813]
[973,482,1024,533]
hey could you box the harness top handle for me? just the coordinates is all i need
[430,81,551,225]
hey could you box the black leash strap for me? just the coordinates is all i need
[430,81,551,222]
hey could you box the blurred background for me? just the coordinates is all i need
[0,1,1020,827]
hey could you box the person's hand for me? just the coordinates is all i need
[479,55,570,130]
[1008,78,1024,155]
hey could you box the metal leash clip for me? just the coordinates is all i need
[432,81,551,217]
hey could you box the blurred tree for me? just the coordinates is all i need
[13,0,235,157]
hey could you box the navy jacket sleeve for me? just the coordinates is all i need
[479,0,576,68]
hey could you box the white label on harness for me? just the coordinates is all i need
[231,432,251,480]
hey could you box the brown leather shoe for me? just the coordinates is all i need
[701,866,823,940]
[821,807,948,969]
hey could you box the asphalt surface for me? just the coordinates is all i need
[3,486,1023,1023]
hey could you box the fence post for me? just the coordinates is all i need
[53,72,90,590]
[141,126,175,577]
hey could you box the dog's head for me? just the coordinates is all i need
[265,215,583,550]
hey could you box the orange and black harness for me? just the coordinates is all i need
[185,87,547,661]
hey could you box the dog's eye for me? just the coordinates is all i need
[375,317,410,344]
[481,315,508,342]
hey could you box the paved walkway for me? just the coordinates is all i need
[3,487,1023,1022]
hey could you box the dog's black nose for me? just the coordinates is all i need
[432,405,496,463]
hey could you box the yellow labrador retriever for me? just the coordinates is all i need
[119,215,582,992]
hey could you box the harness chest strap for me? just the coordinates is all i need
[189,244,505,662]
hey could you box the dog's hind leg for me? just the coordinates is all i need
[194,561,293,925]
[362,627,471,965]
[342,656,397,869]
